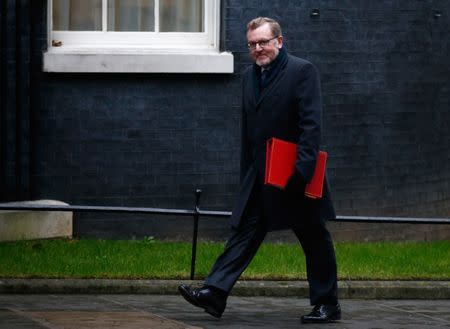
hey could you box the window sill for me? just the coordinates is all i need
[43,48,234,73]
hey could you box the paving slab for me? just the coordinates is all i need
[18,311,200,329]
[1,294,449,329]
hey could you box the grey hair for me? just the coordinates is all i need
[246,17,282,37]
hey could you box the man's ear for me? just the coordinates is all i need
[277,36,283,49]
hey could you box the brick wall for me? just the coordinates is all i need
[2,0,449,240]
[225,0,450,218]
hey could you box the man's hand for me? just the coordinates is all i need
[285,170,307,195]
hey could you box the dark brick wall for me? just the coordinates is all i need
[35,74,240,208]
[225,0,450,218]
[2,0,449,240]
[1,0,33,201]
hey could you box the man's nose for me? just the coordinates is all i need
[255,43,263,51]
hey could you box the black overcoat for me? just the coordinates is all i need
[230,52,336,231]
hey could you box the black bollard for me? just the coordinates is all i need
[190,189,202,280]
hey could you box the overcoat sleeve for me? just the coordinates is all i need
[240,74,252,184]
[294,63,322,182]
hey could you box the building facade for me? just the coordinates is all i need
[1,1,449,239]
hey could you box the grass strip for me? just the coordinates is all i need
[0,239,448,280]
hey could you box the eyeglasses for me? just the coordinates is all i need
[247,36,279,50]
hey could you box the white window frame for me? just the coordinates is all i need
[43,0,233,73]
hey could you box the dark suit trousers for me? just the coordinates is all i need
[204,182,338,305]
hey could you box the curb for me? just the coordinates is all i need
[1,279,449,299]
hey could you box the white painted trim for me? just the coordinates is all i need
[47,0,52,48]
[45,0,230,73]
[154,0,160,33]
[51,31,211,47]
[43,49,234,73]
[49,0,216,48]
[102,0,107,32]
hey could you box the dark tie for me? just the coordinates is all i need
[260,69,269,89]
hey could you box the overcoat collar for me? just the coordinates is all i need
[249,47,289,111]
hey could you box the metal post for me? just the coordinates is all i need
[190,189,202,280]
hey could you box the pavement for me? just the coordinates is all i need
[1,279,450,328]
[1,294,450,329]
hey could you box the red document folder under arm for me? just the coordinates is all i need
[264,138,327,199]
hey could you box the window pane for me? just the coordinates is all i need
[107,0,155,31]
[53,0,102,31]
[160,0,203,32]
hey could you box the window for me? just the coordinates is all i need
[44,0,233,73]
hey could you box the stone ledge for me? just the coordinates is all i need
[0,200,73,241]
[1,279,449,299]
[43,50,234,73]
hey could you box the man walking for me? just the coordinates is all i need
[179,17,340,324]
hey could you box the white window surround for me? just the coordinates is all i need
[43,0,233,73]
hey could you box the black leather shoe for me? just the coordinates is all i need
[301,304,341,323]
[178,284,227,318]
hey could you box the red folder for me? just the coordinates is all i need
[264,138,327,199]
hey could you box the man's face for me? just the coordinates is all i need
[247,23,283,67]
